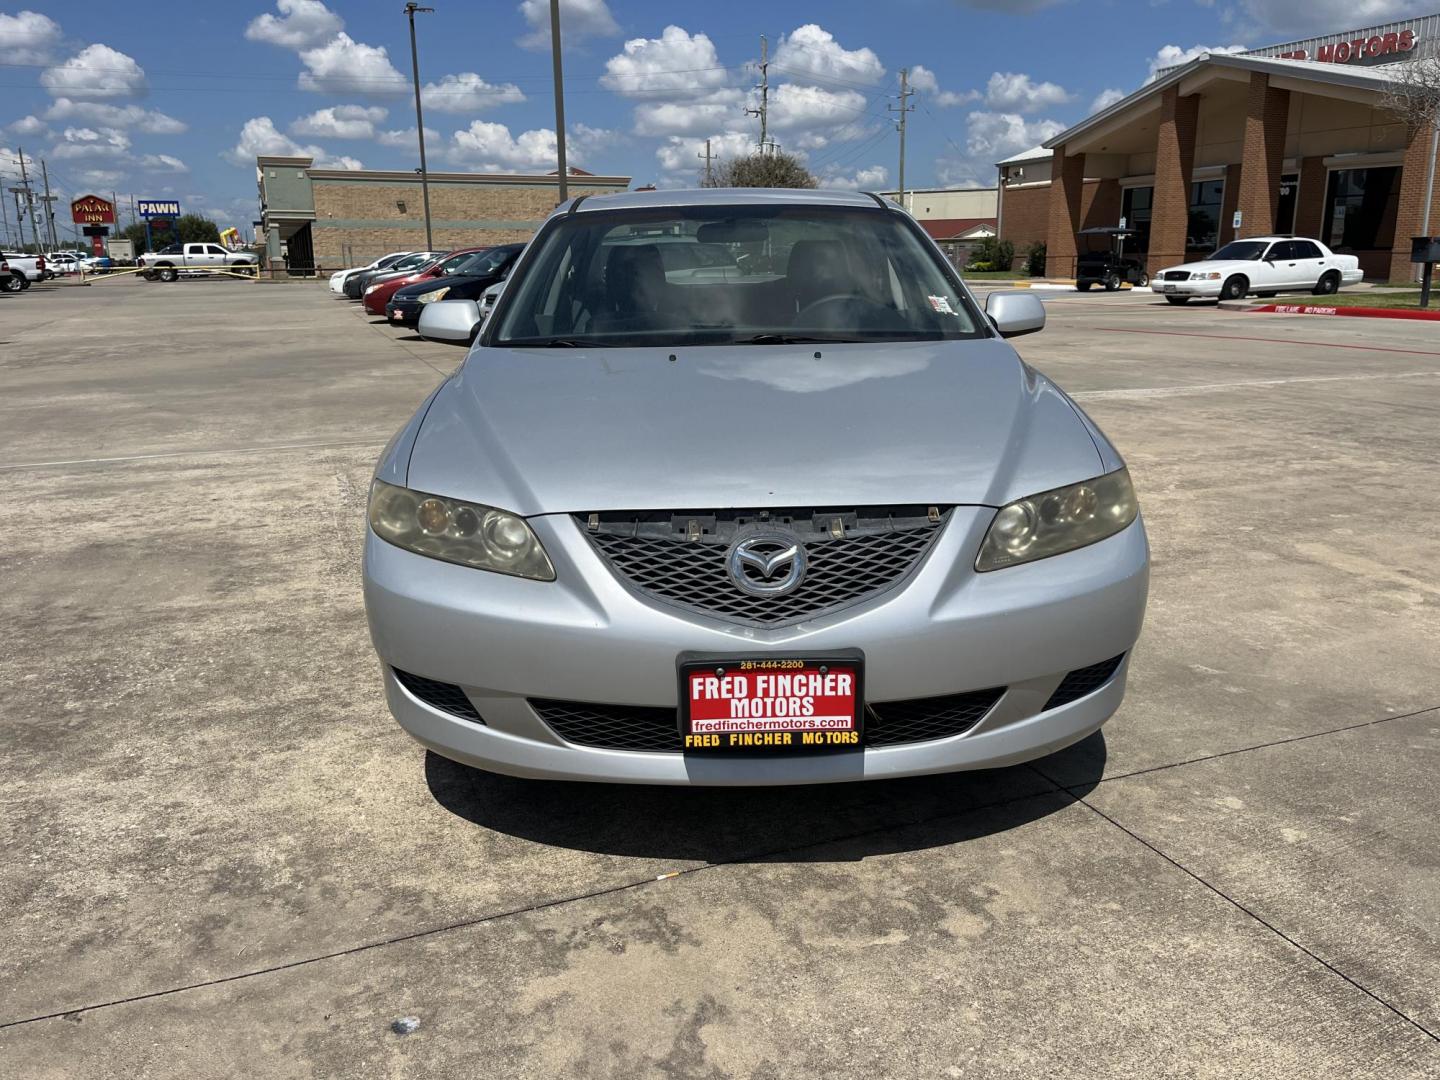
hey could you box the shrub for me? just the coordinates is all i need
[1025,241,1047,277]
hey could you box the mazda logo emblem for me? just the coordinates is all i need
[726,532,807,597]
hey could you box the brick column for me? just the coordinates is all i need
[1218,163,1242,245]
[1294,156,1327,240]
[1236,73,1290,238]
[1389,121,1440,283]
[1084,177,1122,228]
[1045,146,1085,278]
[1148,87,1198,274]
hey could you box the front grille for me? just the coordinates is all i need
[1043,654,1125,711]
[581,507,947,626]
[866,687,1004,746]
[1162,270,1190,281]
[530,687,1006,753]
[393,668,484,724]
[531,698,678,751]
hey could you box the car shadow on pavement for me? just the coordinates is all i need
[424,733,1104,864]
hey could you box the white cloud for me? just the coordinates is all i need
[966,111,1064,160]
[138,154,189,173]
[519,0,618,50]
[376,126,440,148]
[767,83,869,132]
[633,95,743,137]
[245,0,344,49]
[297,33,408,95]
[421,73,526,113]
[72,168,125,188]
[7,115,49,137]
[656,131,753,179]
[45,98,186,133]
[984,72,1071,113]
[41,44,148,99]
[772,24,884,86]
[908,65,978,107]
[1224,0,1429,37]
[48,125,132,161]
[569,123,617,157]
[819,164,889,190]
[223,116,362,169]
[290,105,388,139]
[447,120,564,171]
[0,10,62,64]
[1090,87,1127,113]
[1148,43,1246,78]
[603,26,732,98]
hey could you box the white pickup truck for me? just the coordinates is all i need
[1,251,46,291]
[137,243,259,281]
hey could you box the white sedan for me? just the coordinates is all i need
[1155,237,1362,304]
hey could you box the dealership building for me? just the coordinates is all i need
[256,157,631,271]
[997,14,1440,281]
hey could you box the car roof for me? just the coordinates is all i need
[566,188,889,213]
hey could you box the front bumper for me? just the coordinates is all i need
[385,299,421,325]
[364,507,1150,785]
[1155,279,1221,298]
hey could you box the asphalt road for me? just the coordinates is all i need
[2,275,1438,1077]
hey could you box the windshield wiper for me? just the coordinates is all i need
[736,333,862,345]
[507,337,617,348]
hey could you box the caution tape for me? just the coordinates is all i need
[78,265,261,283]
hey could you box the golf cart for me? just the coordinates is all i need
[1075,227,1148,291]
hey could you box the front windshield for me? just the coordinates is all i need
[1208,241,1269,261]
[453,247,513,276]
[391,253,432,272]
[491,206,982,347]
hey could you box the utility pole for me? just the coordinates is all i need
[548,0,568,202]
[11,191,26,250]
[889,70,915,208]
[743,36,769,152]
[18,149,43,251]
[40,159,56,249]
[404,3,436,252]
[699,138,714,185]
[0,177,11,248]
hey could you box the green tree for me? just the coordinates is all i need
[122,222,150,254]
[705,150,817,189]
[175,214,222,245]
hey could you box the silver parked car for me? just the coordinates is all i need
[364,189,1149,785]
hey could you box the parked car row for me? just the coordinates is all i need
[1,252,46,292]
[331,243,524,337]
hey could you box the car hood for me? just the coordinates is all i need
[403,340,1107,516]
[1163,259,1255,275]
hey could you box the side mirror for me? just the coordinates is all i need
[417,298,482,343]
[985,290,1046,338]
[478,282,504,327]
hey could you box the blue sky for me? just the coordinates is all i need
[1,0,1433,233]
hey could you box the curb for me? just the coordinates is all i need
[1248,303,1440,321]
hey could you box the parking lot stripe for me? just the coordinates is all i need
[1072,370,1440,400]
[0,438,388,472]
[1093,326,1440,358]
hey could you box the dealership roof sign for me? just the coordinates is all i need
[137,199,181,218]
[71,194,115,225]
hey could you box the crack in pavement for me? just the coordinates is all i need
[4,701,1436,1031]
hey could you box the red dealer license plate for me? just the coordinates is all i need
[679,655,864,754]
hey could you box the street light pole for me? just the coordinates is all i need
[549,0,568,203]
[405,3,435,253]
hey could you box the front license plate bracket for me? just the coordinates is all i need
[677,650,865,755]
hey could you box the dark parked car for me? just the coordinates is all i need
[344,251,441,299]
[1075,227,1148,291]
[385,244,524,328]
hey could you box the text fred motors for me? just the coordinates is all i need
[686,669,858,749]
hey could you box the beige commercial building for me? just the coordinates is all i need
[880,186,998,264]
[256,156,631,272]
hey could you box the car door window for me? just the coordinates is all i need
[207,245,227,256]
[1290,241,1322,260]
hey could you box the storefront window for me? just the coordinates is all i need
[1187,180,1224,250]
[1324,167,1400,250]
[1121,185,1152,254]
[1275,173,1298,234]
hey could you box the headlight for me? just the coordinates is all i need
[1197,272,1222,280]
[975,469,1137,572]
[368,480,555,580]
[365,282,383,294]
[416,286,451,304]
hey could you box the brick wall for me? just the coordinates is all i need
[1000,184,1050,269]
[1236,73,1290,238]
[1219,163,1242,246]
[1295,156,1327,240]
[1045,147,1086,277]
[1390,122,1440,282]
[308,179,620,267]
[1149,88,1199,275]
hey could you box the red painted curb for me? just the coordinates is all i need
[1249,303,1440,321]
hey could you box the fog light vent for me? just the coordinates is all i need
[1043,654,1126,711]
[392,668,484,724]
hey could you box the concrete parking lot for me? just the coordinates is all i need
[2,275,1438,1077]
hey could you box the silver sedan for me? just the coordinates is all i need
[364,189,1149,785]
